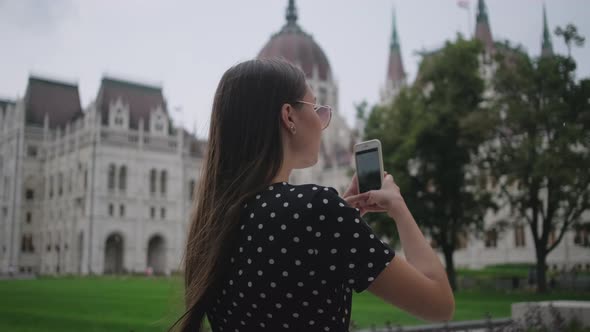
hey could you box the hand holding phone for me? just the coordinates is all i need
[354,139,384,193]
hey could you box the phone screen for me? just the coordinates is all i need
[356,148,382,193]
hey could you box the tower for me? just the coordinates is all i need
[541,3,554,57]
[380,6,407,106]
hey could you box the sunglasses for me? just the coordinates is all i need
[294,100,333,130]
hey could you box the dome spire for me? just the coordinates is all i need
[390,7,400,51]
[286,0,298,25]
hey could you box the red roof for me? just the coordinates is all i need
[24,77,82,129]
[258,12,332,81]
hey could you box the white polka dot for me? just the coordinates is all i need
[229,279,234,285]
[307,203,312,208]
[269,186,274,190]
[248,281,252,287]
[281,224,286,230]
[270,282,276,287]
[276,303,282,308]
[315,232,321,237]
[309,270,316,276]
[313,290,319,295]
[297,281,304,287]
[318,308,324,313]
[260,292,266,298]
[290,188,295,191]
[351,248,357,253]
[369,248,375,253]
[293,313,300,318]
[252,303,258,308]
[282,271,288,277]
[247,235,252,241]
[286,292,293,298]
[276,193,281,198]
[330,248,337,254]
[323,198,328,204]
[283,202,289,207]
[329,265,336,271]
[324,326,330,331]
[261,202,267,207]
[368,262,373,268]
[293,236,300,243]
[339,202,345,207]
[239,292,244,298]
[269,258,275,264]
[281,248,287,254]
[308,248,314,254]
[247,258,252,264]
[354,218,360,223]
[319,215,325,221]
[303,301,309,306]
[260,322,265,327]
[297,193,303,198]
[258,270,263,276]
[385,249,390,254]
[250,213,254,218]
[270,212,276,218]
[240,224,245,230]
[295,260,301,265]
[239,246,243,252]
[324,187,329,191]
[283,323,289,328]
[368,277,375,281]
[267,313,273,318]
[309,320,314,325]
[337,217,343,222]
[353,233,359,238]
[238,269,243,275]
[256,195,261,199]
[349,263,355,268]
[334,233,340,238]
[258,224,263,229]
[370,234,375,239]
[312,187,317,190]
[243,203,247,208]
[293,213,299,219]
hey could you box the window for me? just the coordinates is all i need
[27,145,38,157]
[20,235,34,253]
[58,172,63,196]
[84,169,88,189]
[485,229,497,248]
[49,175,54,198]
[155,122,164,131]
[119,165,127,191]
[514,225,526,247]
[115,117,123,126]
[160,170,167,195]
[108,204,114,217]
[574,227,589,247]
[108,164,116,190]
[188,180,196,200]
[161,207,166,220]
[26,212,31,224]
[150,206,155,219]
[119,204,125,217]
[150,169,157,194]
[25,189,34,200]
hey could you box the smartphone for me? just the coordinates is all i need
[353,139,384,193]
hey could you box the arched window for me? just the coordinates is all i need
[119,165,127,191]
[188,180,195,200]
[108,164,116,190]
[160,170,167,195]
[58,172,63,196]
[150,169,157,193]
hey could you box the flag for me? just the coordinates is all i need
[458,0,469,9]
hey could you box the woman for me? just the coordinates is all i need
[171,58,454,331]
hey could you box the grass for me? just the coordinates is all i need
[0,276,588,331]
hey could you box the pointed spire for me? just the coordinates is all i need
[390,7,400,51]
[475,0,494,52]
[541,3,554,57]
[286,0,298,25]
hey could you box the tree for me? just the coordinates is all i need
[555,24,585,58]
[364,37,493,291]
[486,33,590,292]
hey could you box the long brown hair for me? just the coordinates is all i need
[169,58,307,331]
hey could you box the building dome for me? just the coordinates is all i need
[258,0,332,81]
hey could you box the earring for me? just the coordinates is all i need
[290,124,296,134]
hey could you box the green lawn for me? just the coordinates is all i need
[0,276,588,331]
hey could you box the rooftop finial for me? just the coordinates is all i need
[286,0,298,25]
[541,3,554,56]
[390,6,400,50]
[477,0,488,24]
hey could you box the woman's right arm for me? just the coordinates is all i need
[363,175,455,322]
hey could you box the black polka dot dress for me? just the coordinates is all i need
[206,182,396,331]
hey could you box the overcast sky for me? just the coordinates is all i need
[1,0,588,139]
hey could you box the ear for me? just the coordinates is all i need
[280,103,296,131]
